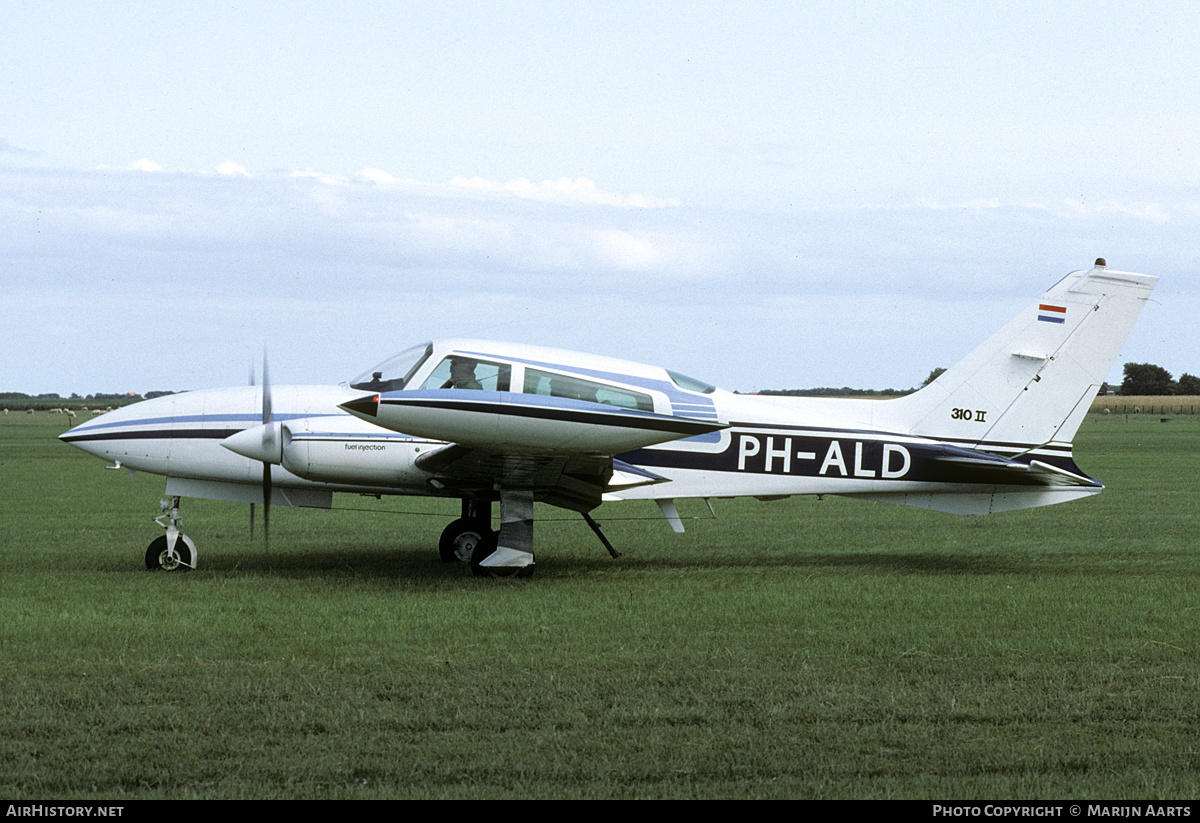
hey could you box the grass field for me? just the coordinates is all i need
[2,413,1198,799]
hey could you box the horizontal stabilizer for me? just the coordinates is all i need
[1025,459,1096,487]
[927,452,1099,487]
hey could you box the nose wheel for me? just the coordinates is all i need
[146,496,197,571]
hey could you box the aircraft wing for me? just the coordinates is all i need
[338,389,720,511]
[341,390,726,454]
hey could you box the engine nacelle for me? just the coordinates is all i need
[280,419,435,486]
[223,415,437,487]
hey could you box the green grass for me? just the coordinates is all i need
[2,413,1199,798]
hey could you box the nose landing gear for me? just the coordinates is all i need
[146,496,197,571]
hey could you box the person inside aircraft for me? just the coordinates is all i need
[548,378,573,399]
[447,358,483,390]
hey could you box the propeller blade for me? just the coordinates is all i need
[248,358,257,540]
[261,349,272,551]
[262,349,272,426]
[262,462,271,551]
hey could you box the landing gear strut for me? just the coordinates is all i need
[146,496,197,571]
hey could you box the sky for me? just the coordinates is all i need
[3,2,1198,396]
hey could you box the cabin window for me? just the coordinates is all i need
[523,368,654,411]
[419,357,511,392]
[667,370,716,394]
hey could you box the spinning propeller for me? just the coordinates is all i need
[240,351,278,549]
[259,351,273,547]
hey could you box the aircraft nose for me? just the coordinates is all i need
[59,404,134,460]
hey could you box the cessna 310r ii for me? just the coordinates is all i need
[62,260,1156,578]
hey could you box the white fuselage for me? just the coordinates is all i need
[61,376,1099,518]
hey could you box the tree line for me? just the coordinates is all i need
[758,364,1197,398]
[1115,363,1200,396]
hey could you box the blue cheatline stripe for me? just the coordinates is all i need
[68,411,342,434]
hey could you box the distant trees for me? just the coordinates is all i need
[1120,363,1174,395]
[922,367,947,387]
[0,391,148,407]
[1118,363,1200,396]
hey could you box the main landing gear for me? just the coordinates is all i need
[439,495,536,578]
[440,495,621,578]
[145,496,197,571]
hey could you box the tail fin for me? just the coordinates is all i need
[891,260,1157,453]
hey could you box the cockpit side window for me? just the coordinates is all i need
[350,343,433,391]
[419,357,511,392]
[523,368,654,411]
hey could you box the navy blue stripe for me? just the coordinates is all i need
[61,428,238,443]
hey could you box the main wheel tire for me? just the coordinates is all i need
[145,535,194,571]
[469,531,500,577]
[439,518,492,564]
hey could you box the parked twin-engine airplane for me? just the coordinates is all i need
[62,260,1156,577]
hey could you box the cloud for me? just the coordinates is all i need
[593,229,661,270]
[448,175,681,208]
[216,161,251,177]
[358,168,397,185]
[128,158,163,172]
[0,137,37,156]
[910,196,1174,223]
[292,168,349,185]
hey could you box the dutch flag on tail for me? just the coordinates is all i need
[1038,303,1066,324]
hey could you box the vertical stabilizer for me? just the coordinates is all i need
[890,261,1157,451]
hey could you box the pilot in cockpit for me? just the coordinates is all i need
[447,357,483,390]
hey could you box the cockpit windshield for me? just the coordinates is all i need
[349,342,433,392]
